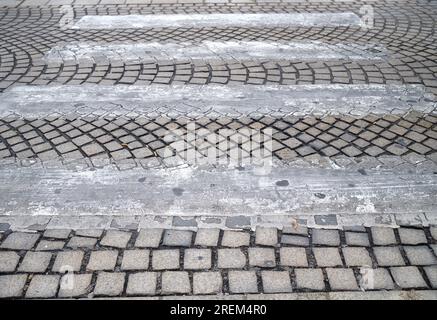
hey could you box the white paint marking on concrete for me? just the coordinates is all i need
[72,13,362,29]
[43,41,388,64]
[1,84,435,118]
[0,160,435,216]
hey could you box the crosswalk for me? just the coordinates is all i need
[0,3,436,221]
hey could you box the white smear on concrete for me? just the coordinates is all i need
[72,13,362,30]
[1,84,435,118]
[44,41,388,64]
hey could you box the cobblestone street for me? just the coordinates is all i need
[0,0,436,300]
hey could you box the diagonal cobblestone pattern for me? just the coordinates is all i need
[0,225,436,298]
[1,111,436,162]
[0,1,436,94]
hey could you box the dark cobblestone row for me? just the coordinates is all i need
[0,111,436,161]
[0,1,436,93]
[0,225,436,298]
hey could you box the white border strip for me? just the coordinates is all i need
[44,41,388,63]
[1,84,435,118]
[72,13,362,29]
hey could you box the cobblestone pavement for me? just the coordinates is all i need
[0,224,436,298]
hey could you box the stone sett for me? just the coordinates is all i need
[281,234,309,246]
[424,266,437,288]
[58,273,93,298]
[342,247,373,267]
[279,247,308,267]
[282,225,308,236]
[43,229,71,239]
[152,249,180,270]
[75,229,103,238]
[126,272,157,296]
[313,248,343,267]
[371,227,397,245]
[373,247,405,267]
[25,275,60,298]
[403,246,437,265]
[0,232,40,250]
[67,236,97,249]
[121,249,150,270]
[36,240,65,251]
[398,228,428,245]
[0,275,28,298]
[390,266,427,288]
[248,248,276,267]
[18,251,51,273]
[430,226,437,241]
[221,230,250,247]
[184,249,211,270]
[161,271,191,294]
[359,268,394,290]
[194,228,220,247]
[345,232,370,247]
[53,251,84,272]
[87,250,118,271]
[100,230,132,248]
[218,249,246,269]
[193,272,223,295]
[327,268,359,291]
[312,229,340,246]
[163,230,193,247]
[135,228,163,248]
[94,272,126,297]
[255,227,278,246]
[295,269,325,291]
[228,271,258,294]
[0,251,20,272]
[261,271,292,293]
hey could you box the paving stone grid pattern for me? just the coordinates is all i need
[0,225,436,298]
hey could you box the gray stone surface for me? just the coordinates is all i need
[25,275,60,298]
[261,271,292,293]
[312,229,340,246]
[152,249,180,270]
[161,271,191,294]
[126,272,157,296]
[221,231,250,247]
[184,249,211,270]
[87,250,118,271]
[58,273,92,298]
[18,251,51,273]
[359,268,395,290]
[342,247,372,267]
[135,228,163,248]
[279,247,308,267]
[0,251,20,272]
[75,229,103,238]
[100,230,132,248]
[282,225,308,236]
[373,247,405,266]
[398,228,428,245]
[403,246,437,265]
[94,272,125,297]
[390,266,427,288]
[36,240,65,251]
[0,275,27,298]
[345,232,370,247]
[295,269,325,291]
[67,236,97,249]
[121,249,150,270]
[162,230,193,247]
[53,251,84,272]
[371,227,397,245]
[327,268,359,291]
[281,234,309,246]
[228,271,258,294]
[431,227,437,241]
[218,249,246,269]
[424,266,437,288]
[193,272,222,295]
[313,248,343,267]
[43,229,71,239]
[255,227,278,246]
[248,248,276,267]
[195,228,220,247]
[0,232,39,250]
